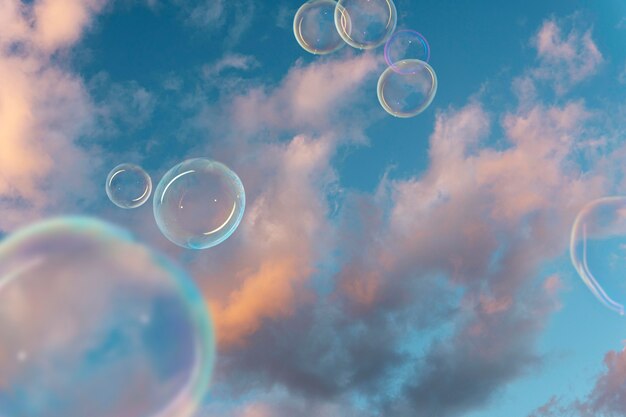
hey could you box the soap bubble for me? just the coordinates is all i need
[377,59,437,118]
[384,29,430,73]
[153,158,245,250]
[106,163,152,209]
[570,197,626,315]
[294,0,346,54]
[335,0,397,50]
[0,217,215,417]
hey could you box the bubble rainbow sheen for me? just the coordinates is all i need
[570,196,626,316]
[0,217,215,417]
[334,0,397,50]
[294,0,346,55]
[153,158,246,250]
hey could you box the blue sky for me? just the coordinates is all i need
[2,0,626,416]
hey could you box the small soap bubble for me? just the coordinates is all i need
[0,217,215,417]
[335,0,397,50]
[384,29,430,73]
[377,59,438,118]
[294,0,346,54]
[571,197,626,316]
[105,163,152,209]
[153,158,246,250]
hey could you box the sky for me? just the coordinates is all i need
[2,0,626,416]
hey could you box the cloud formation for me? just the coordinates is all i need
[532,16,604,93]
[0,0,107,231]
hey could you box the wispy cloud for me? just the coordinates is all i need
[531,16,603,94]
[619,62,626,84]
[529,347,626,416]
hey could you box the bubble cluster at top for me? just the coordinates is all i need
[292,0,438,118]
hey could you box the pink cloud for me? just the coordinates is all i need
[230,53,381,133]
[33,0,107,51]
[532,17,604,93]
[195,134,337,347]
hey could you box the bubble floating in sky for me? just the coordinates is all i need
[570,196,626,316]
[153,158,245,250]
[384,29,430,73]
[377,59,438,118]
[0,217,215,417]
[106,163,152,209]
[334,0,397,50]
[294,0,346,55]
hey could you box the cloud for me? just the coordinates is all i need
[206,134,337,347]
[169,51,383,350]
[578,348,626,416]
[227,52,381,133]
[202,53,260,79]
[190,85,609,417]
[33,0,107,51]
[184,0,226,28]
[0,0,113,231]
[166,15,620,417]
[530,348,626,417]
[179,0,255,48]
[89,73,157,137]
[531,17,603,94]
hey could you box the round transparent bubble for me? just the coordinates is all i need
[335,0,397,50]
[106,163,152,209]
[570,196,626,316]
[294,0,346,55]
[154,158,245,250]
[377,59,438,118]
[384,29,430,73]
[0,217,215,417]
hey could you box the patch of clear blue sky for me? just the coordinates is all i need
[72,0,626,414]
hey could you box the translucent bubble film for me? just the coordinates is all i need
[0,218,215,417]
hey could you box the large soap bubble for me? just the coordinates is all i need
[0,217,215,417]
[106,163,152,209]
[377,59,437,118]
[335,0,397,50]
[294,0,346,55]
[570,196,626,315]
[153,158,245,250]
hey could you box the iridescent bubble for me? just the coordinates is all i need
[153,158,245,250]
[335,0,397,50]
[0,217,215,417]
[106,163,152,209]
[377,59,438,118]
[570,197,626,316]
[384,29,430,73]
[294,0,346,55]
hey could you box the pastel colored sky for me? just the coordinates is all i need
[2,0,626,416]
